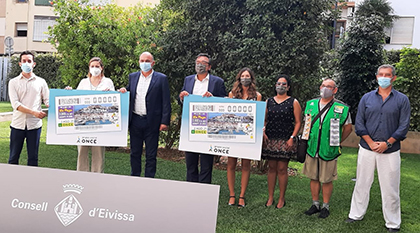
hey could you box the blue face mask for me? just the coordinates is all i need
[21,62,33,73]
[140,62,152,72]
[377,77,392,88]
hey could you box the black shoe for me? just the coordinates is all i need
[275,201,286,209]
[228,196,235,206]
[304,205,320,215]
[345,218,358,223]
[237,196,245,208]
[387,227,400,232]
[318,207,330,218]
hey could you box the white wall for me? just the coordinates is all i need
[0,18,5,36]
[354,0,420,49]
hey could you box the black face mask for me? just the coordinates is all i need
[276,85,287,95]
[195,63,207,74]
[241,78,251,87]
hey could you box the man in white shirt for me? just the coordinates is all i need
[179,53,226,183]
[8,51,49,166]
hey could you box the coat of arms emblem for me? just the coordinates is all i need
[54,184,84,226]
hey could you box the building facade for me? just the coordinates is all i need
[339,1,419,50]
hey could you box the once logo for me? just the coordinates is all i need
[212,146,230,154]
[54,184,84,227]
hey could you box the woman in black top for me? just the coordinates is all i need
[262,74,302,209]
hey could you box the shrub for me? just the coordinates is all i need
[394,47,420,131]
[7,53,63,88]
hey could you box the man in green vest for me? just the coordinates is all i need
[302,79,352,218]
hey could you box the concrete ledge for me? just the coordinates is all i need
[341,126,420,155]
[0,109,48,122]
[0,112,13,122]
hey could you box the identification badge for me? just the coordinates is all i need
[334,106,344,114]
[302,114,312,140]
[330,118,340,146]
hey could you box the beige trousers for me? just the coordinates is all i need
[77,146,105,173]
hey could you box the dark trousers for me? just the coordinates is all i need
[9,126,42,166]
[129,114,159,178]
[185,152,214,184]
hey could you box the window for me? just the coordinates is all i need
[386,16,415,45]
[330,20,346,48]
[35,0,51,6]
[33,16,58,42]
[16,0,28,3]
[335,21,346,39]
[16,23,27,37]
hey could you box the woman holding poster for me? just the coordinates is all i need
[262,74,301,209]
[227,67,262,208]
[66,57,115,173]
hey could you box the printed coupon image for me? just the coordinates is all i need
[55,94,122,135]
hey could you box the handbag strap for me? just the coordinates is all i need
[310,99,335,128]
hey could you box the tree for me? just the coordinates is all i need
[49,0,163,88]
[337,0,395,122]
[156,0,337,147]
[158,0,336,102]
[394,47,420,131]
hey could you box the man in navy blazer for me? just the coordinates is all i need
[120,52,171,177]
[179,53,226,183]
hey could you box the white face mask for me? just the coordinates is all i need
[377,77,392,88]
[21,62,34,73]
[90,67,102,77]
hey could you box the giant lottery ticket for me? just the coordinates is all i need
[179,95,266,160]
[47,89,129,147]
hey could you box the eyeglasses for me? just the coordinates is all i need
[276,82,288,86]
[196,61,209,65]
[321,85,336,89]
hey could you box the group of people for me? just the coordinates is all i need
[8,50,410,232]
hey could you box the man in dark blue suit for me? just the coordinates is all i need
[120,52,171,177]
[179,53,226,183]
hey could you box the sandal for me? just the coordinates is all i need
[228,196,235,206]
[265,199,275,207]
[275,201,286,209]
[238,196,246,208]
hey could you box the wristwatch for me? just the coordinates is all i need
[290,135,295,139]
[386,141,392,149]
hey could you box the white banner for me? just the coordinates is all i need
[0,163,220,233]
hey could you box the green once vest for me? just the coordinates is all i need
[304,98,349,161]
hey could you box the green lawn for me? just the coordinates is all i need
[0,119,419,232]
[0,101,13,113]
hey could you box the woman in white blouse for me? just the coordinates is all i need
[66,57,115,173]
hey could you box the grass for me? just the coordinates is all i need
[0,101,13,113]
[0,119,419,233]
